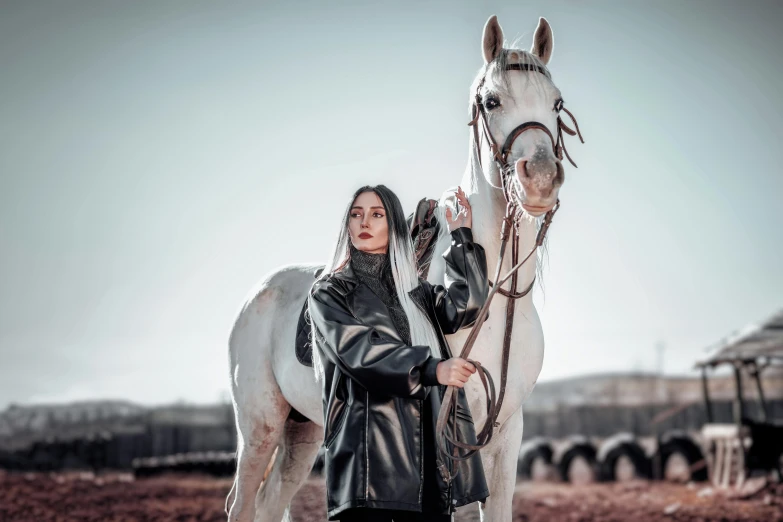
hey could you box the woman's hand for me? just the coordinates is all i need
[436,357,476,388]
[445,186,472,232]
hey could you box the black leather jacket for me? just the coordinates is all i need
[308,227,490,520]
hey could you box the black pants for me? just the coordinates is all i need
[339,507,450,521]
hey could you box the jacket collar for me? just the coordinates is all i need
[331,261,430,316]
[330,261,449,357]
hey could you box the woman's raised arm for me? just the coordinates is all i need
[429,226,489,335]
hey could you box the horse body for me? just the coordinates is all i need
[227,15,573,522]
[226,265,325,522]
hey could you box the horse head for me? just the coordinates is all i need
[470,15,583,218]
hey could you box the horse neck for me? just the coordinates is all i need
[459,136,539,296]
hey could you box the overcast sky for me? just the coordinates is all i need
[1,0,781,409]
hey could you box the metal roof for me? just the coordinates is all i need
[696,309,783,368]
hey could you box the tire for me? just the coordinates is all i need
[557,443,597,483]
[598,440,651,481]
[517,439,554,480]
[654,437,707,482]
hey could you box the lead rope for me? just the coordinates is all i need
[435,200,559,484]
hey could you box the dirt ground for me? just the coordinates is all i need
[1,470,781,522]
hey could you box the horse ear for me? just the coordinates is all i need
[482,15,504,63]
[530,17,554,65]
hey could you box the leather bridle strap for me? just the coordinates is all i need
[434,200,560,483]
[556,106,584,167]
[506,62,550,76]
[500,122,557,164]
[488,273,535,298]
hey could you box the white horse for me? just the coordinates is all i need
[226,15,573,522]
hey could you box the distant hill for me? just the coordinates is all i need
[0,400,233,450]
[526,369,783,412]
[0,400,146,438]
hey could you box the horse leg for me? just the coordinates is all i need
[226,330,291,522]
[472,408,524,522]
[226,448,279,518]
[227,403,287,522]
[253,418,324,522]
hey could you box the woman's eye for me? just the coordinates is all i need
[485,96,501,110]
[374,213,384,218]
[350,213,361,218]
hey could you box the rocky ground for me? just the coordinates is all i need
[1,470,781,522]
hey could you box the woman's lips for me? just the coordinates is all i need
[358,233,373,239]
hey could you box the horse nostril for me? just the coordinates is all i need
[515,158,530,179]
[554,160,565,186]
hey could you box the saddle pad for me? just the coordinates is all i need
[295,267,325,368]
[294,197,440,368]
[407,197,441,280]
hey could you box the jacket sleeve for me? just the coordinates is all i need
[430,227,490,335]
[309,278,437,399]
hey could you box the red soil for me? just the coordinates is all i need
[0,471,780,522]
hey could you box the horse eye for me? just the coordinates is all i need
[553,98,564,112]
[484,96,501,110]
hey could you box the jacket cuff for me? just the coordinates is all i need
[421,356,442,387]
[450,226,473,245]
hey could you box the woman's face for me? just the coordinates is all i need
[349,191,389,254]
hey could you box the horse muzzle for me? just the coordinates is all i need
[515,156,563,216]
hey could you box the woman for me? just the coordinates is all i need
[307,184,491,521]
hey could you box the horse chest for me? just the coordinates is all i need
[446,302,545,426]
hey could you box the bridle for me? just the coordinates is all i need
[470,63,584,172]
[469,62,584,204]
[434,59,584,484]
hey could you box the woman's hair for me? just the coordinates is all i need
[307,184,443,385]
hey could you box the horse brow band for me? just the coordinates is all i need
[504,63,550,78]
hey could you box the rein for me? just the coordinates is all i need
[434,59,584,484]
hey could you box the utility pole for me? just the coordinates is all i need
[655,341,667,403]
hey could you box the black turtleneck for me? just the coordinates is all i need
[349,242,411,346]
